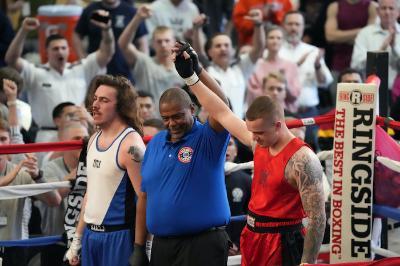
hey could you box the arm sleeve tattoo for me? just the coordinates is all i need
[285,147,326,264]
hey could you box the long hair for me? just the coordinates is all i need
[86,75,143,136]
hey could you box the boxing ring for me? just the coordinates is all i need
[0,109,399,265]
[1,78,400,265]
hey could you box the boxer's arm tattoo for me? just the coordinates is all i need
[128,145,145,163]
[285,148,326,264]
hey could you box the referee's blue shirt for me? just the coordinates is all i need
[141,119,231,236]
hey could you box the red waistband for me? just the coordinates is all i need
[246,214,303,234]
[247,211,303,228]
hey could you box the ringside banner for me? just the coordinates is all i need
[64,141,87,247]
[330,83,377,263]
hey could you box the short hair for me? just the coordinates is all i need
[86,75,143,136]
[262,71,287,88]
[45,34,67,48]
[159,87,193,110]
[246,95,284,121]
[0,67,23,94]
[265,24,283,37]
[378,0,400,9]
[152,26,174,40]
[143,118,165,131]
[205,33,229,59]
[137,90,154,100]
[337,68,363,83]
[52,102,75,120]
[59,121,88,141]
[283,10,305,24]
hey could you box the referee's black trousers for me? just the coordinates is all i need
[150,228,229,266]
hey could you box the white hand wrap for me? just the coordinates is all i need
[184,73,199,86]
[65,233,82,262]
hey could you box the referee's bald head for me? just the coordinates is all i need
[159,87,193,110]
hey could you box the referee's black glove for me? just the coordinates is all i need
[129,243,149,266]
[174,50,194,78]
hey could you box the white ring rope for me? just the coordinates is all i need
[317,150,400,174]
[371,244,400,258]
[376,156,400,173]
[0,181,70,200]
[224,161,254,175]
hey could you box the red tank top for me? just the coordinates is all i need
[248,138,307,219]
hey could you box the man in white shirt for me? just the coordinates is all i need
[5,13,114,143]
[281,11,333,150]
[351,0,400,91]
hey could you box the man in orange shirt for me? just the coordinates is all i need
[233,0,293,46]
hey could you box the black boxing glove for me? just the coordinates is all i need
[185,46,202,76]
[174,49,199,86]
[177,41,202,76]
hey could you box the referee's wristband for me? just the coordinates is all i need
[184,73,200,86]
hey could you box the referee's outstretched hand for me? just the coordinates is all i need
[129,243,149,266]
